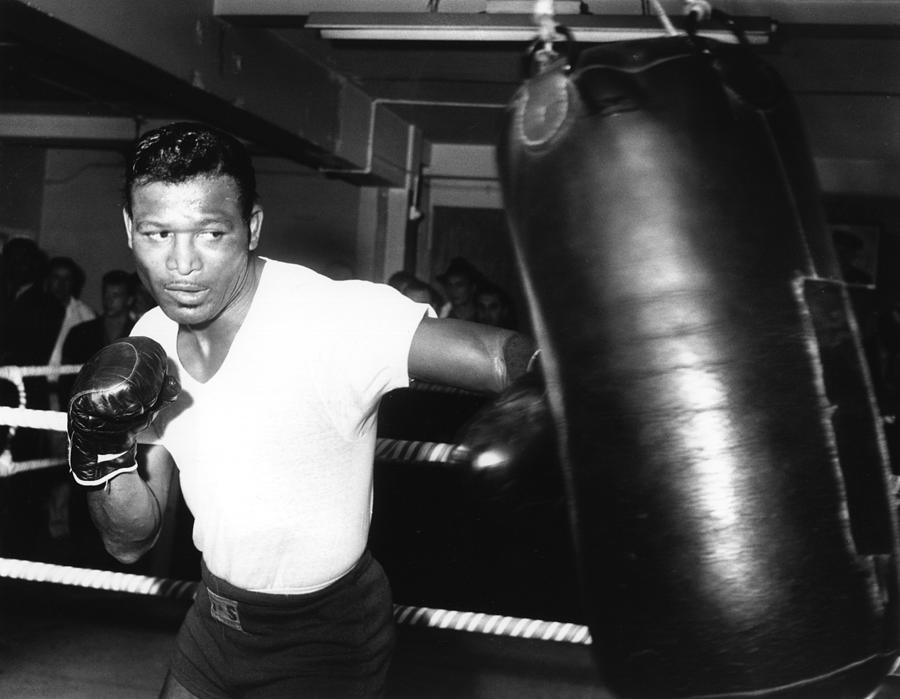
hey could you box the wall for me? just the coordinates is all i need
[39,149,132,312]
[34,149,363,311]
[422,130,900,327]
[253,156,361,275]
[0,143,46,242]
[419,143,504,287]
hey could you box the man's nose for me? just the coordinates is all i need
[166,234,201,275]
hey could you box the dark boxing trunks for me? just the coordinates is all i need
[170,550,395,698]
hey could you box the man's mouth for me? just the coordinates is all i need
[164,283,207,304]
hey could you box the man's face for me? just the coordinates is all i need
[476,293,504,326]
[47,266,74,305]
[124,175,262,327]
[445,274,474,306]
[102,283,132,319]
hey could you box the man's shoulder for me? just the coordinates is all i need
[259,257,414,313]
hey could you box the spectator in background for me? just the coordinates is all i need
[387,270,416,295]
[63,269,136,365]
[45,256,96,393]
[0,251,93,562]
[0,237,49,557]
[59,269,137,565]
[475,282,518,330]
[42,257,95,555]
[437,257,482,321]
[0,237,50,364]
[402,277,444,315]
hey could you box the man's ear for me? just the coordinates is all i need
[123,208,134,249]
[248,204,263,251]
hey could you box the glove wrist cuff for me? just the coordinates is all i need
[70,459,138,487]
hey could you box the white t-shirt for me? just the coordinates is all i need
[48,297,96,379]
[133,258,432,593]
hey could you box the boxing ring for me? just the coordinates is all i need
[0,361,602,698]
[4,3,900,696]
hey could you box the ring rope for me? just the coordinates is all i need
[375,437,468,465]
[393,604,591,644]
[2,364,473,396]
[0,365,28,405]
[0,405,67,432]
[0,364,83,379]
[0,406,469,476]
[0,557,198,601]
[0,454,67,477]
[407,380,483,397]
[0,556,592,645]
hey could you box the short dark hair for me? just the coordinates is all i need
[123,122,258,221]
[102,269,134,292]
[48,256,86,298]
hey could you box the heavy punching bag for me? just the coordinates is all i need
[498,30,900,699]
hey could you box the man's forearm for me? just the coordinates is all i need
[86,471,162,563]
[409,317,538,394]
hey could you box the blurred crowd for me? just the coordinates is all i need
[0,236,156,565]
[388,256,519,331]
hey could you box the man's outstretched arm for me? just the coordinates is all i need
[408,316,537,394]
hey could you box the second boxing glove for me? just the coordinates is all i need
[68,336,180,487]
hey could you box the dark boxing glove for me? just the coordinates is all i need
[67,336,180,487]
[456,336,553,474]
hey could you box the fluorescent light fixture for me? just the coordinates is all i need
[306,13,775,45]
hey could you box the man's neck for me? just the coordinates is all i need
[177,256,263,381]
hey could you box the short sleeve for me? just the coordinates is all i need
[319,281,433,437]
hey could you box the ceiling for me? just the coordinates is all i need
[1,1,899,155]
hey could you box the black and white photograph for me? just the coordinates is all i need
[2,2,900,698]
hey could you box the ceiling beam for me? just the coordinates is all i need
[304,12,774,45]
[214,0,900,26]
[0,114,197,146]
[0,114,140,145]
[0,0,417,186]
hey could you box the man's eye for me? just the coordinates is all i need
[143,230,169,239]
[203,230,225,239]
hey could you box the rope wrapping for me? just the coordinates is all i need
[0,405,470,476]
[375,438,468,465]
[0,364,588,647]
[0,557,198,601]
[0,405,67,432]
[0,556,592,644]
[0,454,67,477]
[393,604,591,644]
[0,364,83,379]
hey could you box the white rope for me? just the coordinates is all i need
[0,452,67,477]
[646,0,679,36]
[532,0,557,44]
[408,380,482,397]
[0,364,83,379]
[0,557,198,601]
[0,405,67,432]
[394,604,592,644]
[0,556,592,644]
[0,405,471,476]
[684,0,712,22]
[375,438,468,465]
[0,364,82,454]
